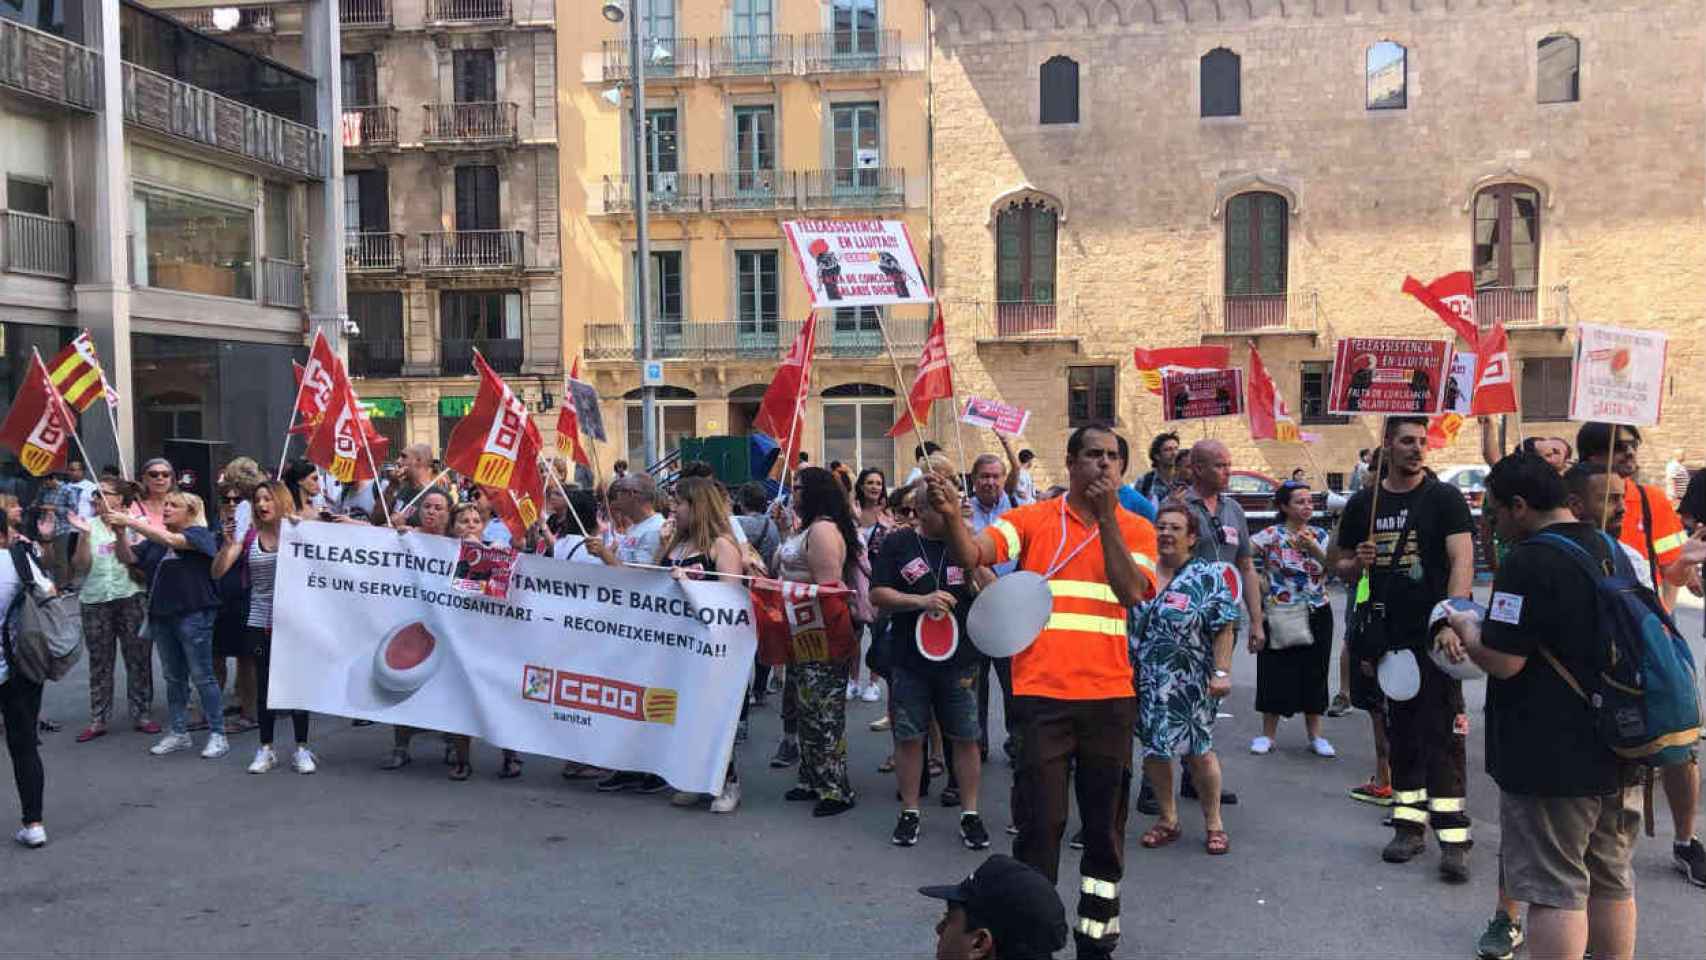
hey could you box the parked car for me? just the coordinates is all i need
[1226,470,1336,533]
[1433,464,1489,508]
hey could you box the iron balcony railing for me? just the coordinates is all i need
[168,5,277,34]
[602,37,697,81]
[345,232,404,272]
[801,29,902,74]
[339,0,390,28]
[1199,289,1321,335]
[0,17,102,112]
[422,102,517,146]
[1475,285,1571,326]
[802,167,906,209]
[121,62,325,180]
[420,230,524,271]
[708,169,795,212]
[709,34,793,77]
[812,314,929,358]
[602,173,704,215]
[425,0,509,25]
[261,257,304,308]
[960,298,1081,341]
[349,337,404,377]
[342,104,397,148]
[582,315,930,362]
[0,211,75,281]
[443,338,522,375]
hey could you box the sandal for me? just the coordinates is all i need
[1205,830,1230,855]
[449,762,472,781]
[1140,822,1183,848]
[927,758,945,778]
[499,755,524,779]
[877,755,896,774]
[379,749,412,771]
[75,725,107,743]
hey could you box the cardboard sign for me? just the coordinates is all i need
[960,396,1030,435]
[1160,369,1246,421]
[1327,338,1452,416]
[1443,350,1475,415]
[782,219,933,308]
[1568,324,1667,427]
[452,540,519,599]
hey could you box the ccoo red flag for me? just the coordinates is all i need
[1402,272,1479,347]
[0,353,75,477]
[887,310,954,438]
[554,356,592,468]
[291,331,342,436]
[444,351,545,497]
[1245,344,1300,443]
[305,359,390,483]
[752,314,819,453]
[1133,345,1231,396]
[1469,321,1518,415]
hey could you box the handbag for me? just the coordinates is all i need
[1264,598,1315,650]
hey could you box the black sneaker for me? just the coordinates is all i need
[940,786,962,808]
[1069,828,1085,850]
[812,796,856,818]
[784,786,817,802]
[1439,845,1471,884]
[892,810,921,846]
[595,771,642,793]
[1382,829,1426,863]
[769,737,799,768]
[960,813,991,850]
[1674,836,1706,887]
[634,774,669,795]
[1326,693,1352,718]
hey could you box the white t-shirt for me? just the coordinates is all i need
[483,517,513,548]
[615,512,665,564]
[551,534,606,565]
[1014,468,1036,505]
[67,479,98,517]
[1620,540,1655,590]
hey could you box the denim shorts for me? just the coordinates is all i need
[890,660,981,743]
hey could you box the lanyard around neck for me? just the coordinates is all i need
[1043,496,1102,579]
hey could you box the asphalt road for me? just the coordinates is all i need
[2,591,1702,958]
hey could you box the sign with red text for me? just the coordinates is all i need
[1161,369,1246,422]
[1327,338,1452,416]
[960,396,1031,435]
[452,540,519,599]
[1568,323,1667,426]
[782,219,932,308]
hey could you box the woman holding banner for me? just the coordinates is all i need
[443,502,524,781]
[379,488,461,775]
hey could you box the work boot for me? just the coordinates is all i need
[1381,828,1426,863]
[1439,845,1471,883]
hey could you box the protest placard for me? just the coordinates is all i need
[452,540,518,599]
[782,219,933,308]
[1161,369,1245,421]
[270,523,756,793]
[960,396,1030,435]
[1327,338,1452,416]
[1443,350,1475,415]
[1568,323,1667,426]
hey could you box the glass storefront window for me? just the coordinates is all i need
[129,333,302,470]
[131,186,255,300]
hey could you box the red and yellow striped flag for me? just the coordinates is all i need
[46,332,107,413]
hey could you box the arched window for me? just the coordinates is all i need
[1367,41,1406,110]
[1039,55,1079,125]
[1222,191,1288,332]
[822,382,895,478]
[623,386,697,464]
[1538,34,1580,103]
[995,198,1059,335]
[1472,184,1541,323]
[1200,48,1240,118]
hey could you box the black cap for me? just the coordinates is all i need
[919,855,1067,956]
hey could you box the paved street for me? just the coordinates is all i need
[3,591,1702,958]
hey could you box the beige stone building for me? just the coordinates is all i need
[928,0,1706,492]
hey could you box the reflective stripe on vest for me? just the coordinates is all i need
[1050,580,1120,604]
[1428,796,1466,813]
[1045,612,1127,637]
[992,518,1022,562]
[1437,827,1472,844]
[1392,806,1429,823]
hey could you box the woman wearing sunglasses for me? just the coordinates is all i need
[137,458,175,528]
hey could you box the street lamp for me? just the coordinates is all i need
[602,0,656,469]
[601,1,625,23]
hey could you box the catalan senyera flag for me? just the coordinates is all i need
[1133,345,1231,396]
[555,356,592,468]
[887,309,954,438]
[1246,344,1301,443]
[0,353,75,477]
[444,351,544,496]
[46,333,108,413]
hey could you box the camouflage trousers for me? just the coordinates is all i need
[83,594,152,726]
[794,659,854,803]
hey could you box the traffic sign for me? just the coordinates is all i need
[642,360,664,386]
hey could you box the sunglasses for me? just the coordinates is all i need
[145,471,172,479]
[221,495,243,504]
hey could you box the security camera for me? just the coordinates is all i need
[601,0,625,23]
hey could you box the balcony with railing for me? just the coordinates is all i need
[801,30,903,74]
[422,101,517,147]
[582,315,929,362]
[602,37,697,81]
[1475,285,1572,327]
[345,232,404,273]
[425,0,509,26]
[342,104,397,148]
[1199,289,1321,336]
[349,336,404,377]
[961,298,1081,342]
[815,314,930,358]
[802,167,906,209]
[339,0,391,28]
[602,173,704,215]
[261,257,303,308]
[0,17,102,112]
[166,5,277,34]
[443,337,522,375]
[420,230,524,272]
[709,34,793,77]
[121,62,325,180]
[1,211,75,280]
[708,169,795,212]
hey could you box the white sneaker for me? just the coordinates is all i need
[149,732,194,756]
[201,733,230,759]
[247,745,277,774]
[1249,736,1273,755]
[292,746,318,775]
[846,680,860,700]
[1310,736,1338,758]
[14,824,46,848]
[711,778,742,814]
[670,791,703,807]
[860,682,882,702]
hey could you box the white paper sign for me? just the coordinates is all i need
[782,219,933,308]
[1444,350,1475,415]
[1568,323,1668,427]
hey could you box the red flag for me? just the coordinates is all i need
[290,331,341,436]
[1132,345,1230,396]
[750,578,857,666]
[1427,412,1467,450]
[444,351,545,496]
[305,360,390,483]
[1402,272,1479,347]
[555,356,592,468]
[887,310,954,438]
[752,314,819,453]
[484,480,543,543]
[1245,344,1300,443]
[0,353,75,477]
[1469,321,1518,415]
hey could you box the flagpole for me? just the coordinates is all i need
[535,451,591,540]
[278,366,310,482]
[30,347,98,483]
[873,310,934,472]
[769,314,816,515]
[103,398,130,480]
[355,413,392,527]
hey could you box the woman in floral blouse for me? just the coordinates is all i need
[1248,482,1336,759]
[1131,503,1242,855]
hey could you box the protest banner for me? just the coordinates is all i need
[1568,323,1667,426]
[1161,369,1245,422]
[1327,338,1452,416]
[1443,350,1475,415]
[269,523,757,793]
[960,396,1030,436]
[782,219,932,308]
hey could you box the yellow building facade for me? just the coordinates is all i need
[559,0,934,481]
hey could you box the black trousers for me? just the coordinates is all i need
[974,656,1015,754]
[248,628,309,747]
[1386,655,1471,848]
[1,674,45,824]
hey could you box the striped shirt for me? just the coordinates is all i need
[988,499,1158,700]
[244,535,278,630]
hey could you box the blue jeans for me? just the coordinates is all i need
[151,608,221,736]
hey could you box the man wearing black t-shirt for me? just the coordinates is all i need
[1439,454,1640,960]
[1334,417,1476,883]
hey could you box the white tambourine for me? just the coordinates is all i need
[1377,649,1422,701]
[966,570,1053,658]
[915,609,960,662]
